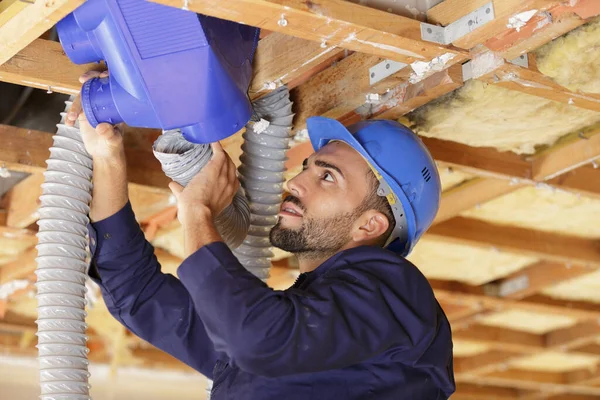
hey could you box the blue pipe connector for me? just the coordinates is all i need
[57,0,260,144]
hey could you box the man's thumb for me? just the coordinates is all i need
[169,182,184,198]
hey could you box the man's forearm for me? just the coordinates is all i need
[90,151,129,222]
[183,207,223,258]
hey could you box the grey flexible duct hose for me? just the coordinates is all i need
[35,99,93,400]
[234,86,294,280]
[153,131,251,249]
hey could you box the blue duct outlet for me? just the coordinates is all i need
[57,0,260,143]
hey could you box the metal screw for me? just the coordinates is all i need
[320,40,327,48]
[593,160,599,169]
[385,63,390,69]
[578,132,589,140]
[370,72,375,78]
[278,15,288,27]
[486,7,491,14]
[427,27,432,34]
[47,86,53,94]
[182,0,188,10]
[468,20,473,26]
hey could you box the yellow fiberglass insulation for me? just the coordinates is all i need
[478,309,577,335]
[543,269,600,304]
[407,237,538,285]
[461,186,600,238]
[535,19,600,94]
[407,80,600,154]
[510,351,600,373]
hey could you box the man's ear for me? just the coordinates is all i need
[352,210,390,244]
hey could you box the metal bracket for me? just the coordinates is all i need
[369,60,407,86]
[508,53,529,68]
[421,2,495,45]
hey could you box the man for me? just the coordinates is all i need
[69,71,455,399]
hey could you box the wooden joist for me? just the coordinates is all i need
[483,261,596,300]
[477,61,600,113]
[3,173,44,229]
[427,217,600,267]
[0,0,83,66]
[0,124,170,190]
[427,0,568,50]
[150,0,468,66]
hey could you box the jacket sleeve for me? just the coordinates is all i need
[177,242,439,377]
[88,202,219,378]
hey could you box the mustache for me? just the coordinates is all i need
[283,195,305,213]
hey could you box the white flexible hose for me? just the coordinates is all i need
[36,99,93,400]
[234,86,294,280]
[153,130,251,248]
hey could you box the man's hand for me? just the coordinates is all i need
[66,70,124,161]
[169,142,240,226]
[67,70,129,222]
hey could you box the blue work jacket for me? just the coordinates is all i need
[88,202,455,399]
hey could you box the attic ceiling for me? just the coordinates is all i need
[1,0,600,399]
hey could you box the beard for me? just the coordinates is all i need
[270,196,361,259]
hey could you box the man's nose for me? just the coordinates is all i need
[286,175,304,198]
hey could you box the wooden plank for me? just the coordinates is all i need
[150,0,467,65]
[0,248,36,285]
[367,64,463,121]
[524,295,600,315]
[427,0,559,50]
[483,369,567,385]
[423,138,531,181]
[455,374,600,397]
[0,124,171,191]
[452,382,526,400]
[453,324,546,353]
[435,290,600,320]
[0,39,103,95]
[477,62,600,113]
[493,4,588,61]
[290,52,409,132]
[531,125,600,182]
[4,173,44,229]
[427,217,600,267]
[546,320,600,351]
[433,178,523,224]
[250,33,346,99]
[483,261,595,300]
[547,165,600,200]
[455,350,525,374]
[0,0,83,66]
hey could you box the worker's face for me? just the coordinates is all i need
[270,141,372,256]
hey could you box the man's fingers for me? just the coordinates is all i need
[169,182,184,199]
[79,70,108,84]
[210,141,225,156]
[66,97,82,127]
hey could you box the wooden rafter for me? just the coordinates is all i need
[0,0,83,66]
[149,0,468,66]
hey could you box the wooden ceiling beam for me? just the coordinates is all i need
[492,1,594,61]
[483,261,596,300]
[3,173,44,229]
[476,61,600,113]
[456,373,600,397]
[427,0,575,51]
[451,382,528,400]
[0,124,171,191]
[150,0,468,66]
[426,217,600,267]
[0,0,83,66]
[249,33,346,99]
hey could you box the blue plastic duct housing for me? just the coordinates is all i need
[57,0,260,144]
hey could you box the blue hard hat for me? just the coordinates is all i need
[307,116,441,256]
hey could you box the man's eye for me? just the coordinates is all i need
[323,172,334,182]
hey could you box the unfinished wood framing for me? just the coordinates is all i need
[1,0,600,397]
